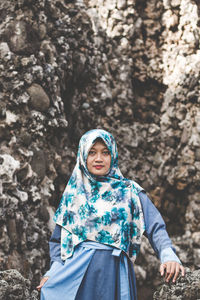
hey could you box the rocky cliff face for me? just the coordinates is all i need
[0,0,200,298]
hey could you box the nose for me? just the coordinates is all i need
[95,152,103,162]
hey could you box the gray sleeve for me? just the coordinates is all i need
[49,224,63,265]
[139,191,176,259]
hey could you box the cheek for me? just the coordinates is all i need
[86,157,92,169]
[106,157,111,169]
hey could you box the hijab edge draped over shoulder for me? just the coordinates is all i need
[54,129,145,263]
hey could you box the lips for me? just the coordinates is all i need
[94,165,104,169]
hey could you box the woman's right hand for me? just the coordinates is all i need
[36,277,49,291]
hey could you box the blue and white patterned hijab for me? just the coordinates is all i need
[54,129,145,262]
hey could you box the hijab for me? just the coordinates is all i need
[54,129,145,262]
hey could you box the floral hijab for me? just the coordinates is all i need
[54,129,145,262]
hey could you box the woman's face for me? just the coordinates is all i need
[86,140,111,176]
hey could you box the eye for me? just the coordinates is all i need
[88,150,96,156]
[103,151,110,156]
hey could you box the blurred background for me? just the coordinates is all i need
[0,0,200,298]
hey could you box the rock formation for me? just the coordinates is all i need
[0,0,199,298]
[0,269,39,300]
[153,268,200,300]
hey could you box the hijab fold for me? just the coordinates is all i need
[54,129,145,263]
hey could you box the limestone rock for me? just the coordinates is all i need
[6,20,40,55]
[153,268,200,300]
[0,269,39,300]
[0,154,20,188]
[27,84,50,112]
[0,42,11,59]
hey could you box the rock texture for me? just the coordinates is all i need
[153,268,200,300]
[0,0,200,298]
[0,269,39,300]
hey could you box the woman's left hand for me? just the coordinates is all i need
[160,261,185,283]
[36,276,49,291]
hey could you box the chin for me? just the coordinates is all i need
[91,169,107,176]
[93,172,105,176]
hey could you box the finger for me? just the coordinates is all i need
[165,262,171,281]
[160,264,166,276]
[172,263,180,283]
[36,282,44,290]
[36,277,49,290]
[36,283,43,289]
[180,265,185,276]
[166,262,175,282]
[37,285,44,291]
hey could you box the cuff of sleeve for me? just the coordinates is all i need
[160,247,181,264]
[43,261,63,278]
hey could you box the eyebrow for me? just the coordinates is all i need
[90,146,109,150]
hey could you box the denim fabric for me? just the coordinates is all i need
[42,242,136,300]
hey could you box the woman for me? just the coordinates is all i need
[37,129,185,299]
